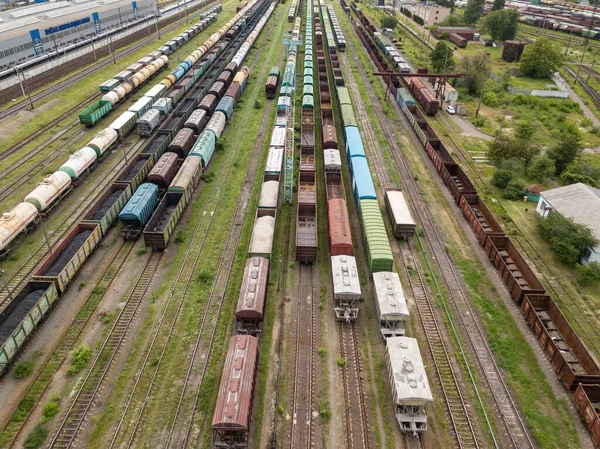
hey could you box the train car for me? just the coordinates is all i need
[116,154,155,192]
[137,109,162,137]
[212,335,259,448]
[128,97,154,119]
[573,384,600,446]
[189,130,217,169]
[350,157,376,207]
[141,134,171,164]
[59,147,98,182]
[331,255,360,321]
[359,199,394,274]
[236,257,269,334]
[249,209,276,258]
[25,171,72,214]
[520,294,600,389]
[88,128,118,157]
[265,146,284,177]
[324,149,342,172]
[81,183,133,237]
[449,33,468,48]
[168,157,203,203]
[169,128,196,159]
[110,111,138,139]
[174,98,198,121]
[258,181,279,209]
[386,336,433,433]
[184,109,209,134]
[458,195,505,246]
[296,172,317,263]
[158,115,185,141]
[79,101,113,127]
[322,124,337,149]
[209,80,227,98]
[147,152,179,191]
[143,192,186,250]
[266,75,279,99]
[32,223,102,293]
[385,189,416,239]
[440,164,477,205]
[373,271,408,338]
[119,183,160,240]
[216,96,235,121]
[0,281,59,375]
[0,203,39,257]
[199,93,219,115]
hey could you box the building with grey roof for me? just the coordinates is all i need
[536,182,600,264]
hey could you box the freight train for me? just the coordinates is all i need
[348,1,600,445]
[0,0,275,378]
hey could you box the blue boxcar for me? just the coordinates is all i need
[396,88,415,107]
[351,157,377,209]
[119,183,159,229]
[189,130,216,168]
[345,126,365,171]
[216,96,235,120]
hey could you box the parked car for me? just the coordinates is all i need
[446,105,456,115]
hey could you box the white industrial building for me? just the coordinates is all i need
[536,182,600,264]
[409,2,450,27]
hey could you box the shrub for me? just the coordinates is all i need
[491,169,513,189]
[560,171,596,187]
[336,357,346,366]
[536,213,597,264]
[92,285,106,295]
[197,269,212,285]
[576,262,600,285]
[40,401,59,424]
[201,172,216,183]
[503,179,526,200]
[472,116,486,128]
[66,345,91,377]
[14,361,34,379]
[319,398,331,421]
[318,347,327,358]
[482,92,502,107]
[24,424,48,449]
[254,100,262,109]
[136,246,147,256]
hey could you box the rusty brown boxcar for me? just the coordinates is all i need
[236,257,269,334]
[208,81,226,99]
[296,172,317,262]
[217,70,233,86]
[459,195,505,246]
[484,236,546,303]
[322,124,337,149]
[168,128,195,159]
[573,384,600,446]
[147,152,179,190]
[198,94,218,115]
[265,75,278,99]
[184,109,208,135]
[440,163,478,204]
[521,294,600,389]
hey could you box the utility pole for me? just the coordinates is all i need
[91,35,97,61]
[13,64,33,110]
[39,216,52,254]
[588,50,597,81]
[0,270,13,303]
[564,30,573,56]
[497,89,511,140]
[574,38,590,86]
[185,1,188,23]
[107,33,116,64]
[475,72,490,117]
[155,12,161,39]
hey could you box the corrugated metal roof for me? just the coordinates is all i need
[386,337,433,406]
[352,158,376,200]
[540,182,600,245]
[331,255,361,300]
[386,189,415,227]
[8,2,68,18]
[0,16,39,34]
[373,271,408,320]
[42,3,97,18]
[236,257,269,319]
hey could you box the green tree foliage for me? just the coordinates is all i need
[429,42,456,73]
[482,9,519,41]
[457,52,491,94]
[441,13,465,26]
[492,169,513,188]
[487,137,537,166]
[503,179,526,200]
[24,424,48,449]
[527,154,555,182]
[464,0,484,25]
[548,132,582,174]
[519,37,563,77]
[492,0,505,11]
[381,17,397,29]
[482,92,502,107]
[536,213,597,264]
[514,120,536,140]
[66,344,91,377]
[576,261,600,285]
[560,171,597,187]
[14,361,34,379]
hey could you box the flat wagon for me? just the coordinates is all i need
[236,257,269,334]
[0,281,59,374]
[32,223,102,293]
[143,192,186,250]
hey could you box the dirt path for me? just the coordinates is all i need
[554,71,600,126]
[448,113,494,140]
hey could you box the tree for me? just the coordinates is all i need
[514,120,536,140]
[487,137,537,166]
[503,179,526,200]
[441,14,465,27]
[492,169,513,188]
[536,213,598,264]
[381,17,397,29]
[548,132,582,174]
[527,154,555,182]
[457,52,491,94]
[519,37,563,78]
[464,0,484,25]
[482,9,520,41]
[492,0,505,10]
[576,262,600,285]
[429,42,456,73]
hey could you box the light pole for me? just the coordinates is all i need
[0,270,13,303]
[38,215,52,253]
[497,89,511,140]
[13,64,34,110]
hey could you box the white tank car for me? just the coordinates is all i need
[59,147,98,180]
[87,128,118,157]
[0,202,38,253]
[25,171,72,212]
[102,91,120,106]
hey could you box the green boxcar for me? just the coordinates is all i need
[303,84,314,96]
[99,79,120,93]
[303,75,313,86]
[359,199,394,274]
[302,95,314,109]
[79,100,113,127]
[143,192,186,250]
[303,67,313,77]
[81,182,133,237]
[0,281,59,374]
[282,71,295,87]
[337,86,352,106]
[341,104,357,127]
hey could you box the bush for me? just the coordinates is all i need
[14,361,34,379]
[201,171,216,183]
[576,262,600,285]
[560,171,597,187]
[40,400,59,424]
[336,357,346,366]
[472,116,486,128]
[536,213,597,264]
[24,424,48,449]
[66,345,91,377]
[253,100,262,109]
[482,92,502,107]
[503,179,526,200]
[514,120,536,140]
[136,246,147,256]
[492,169,513,188]
[318,398,331,421]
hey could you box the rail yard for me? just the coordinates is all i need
[0,0,599,448]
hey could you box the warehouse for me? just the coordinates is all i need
[536,182,600,264]
[0,0,156,70]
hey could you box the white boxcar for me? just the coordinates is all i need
[270,125,286,147]
[128,96,154,118]
[265,146,284,176]
[323,149,341,172]
[386,337,433,433]
[373,271,408,337]
[144,84,168,103]
[137,110,162,137]
[385,189,416,239]
[331,255,360,321]
[110,111,138,139]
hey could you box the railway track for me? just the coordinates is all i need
[2,240,134,448]
[289,263,316,449]
[0,137,145,310]
[47,250,163,449]
[103,15,282,447]
[565,65,600,109]
[340,25,536,448]
[0,0,218,121]
[339,323,372,449]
